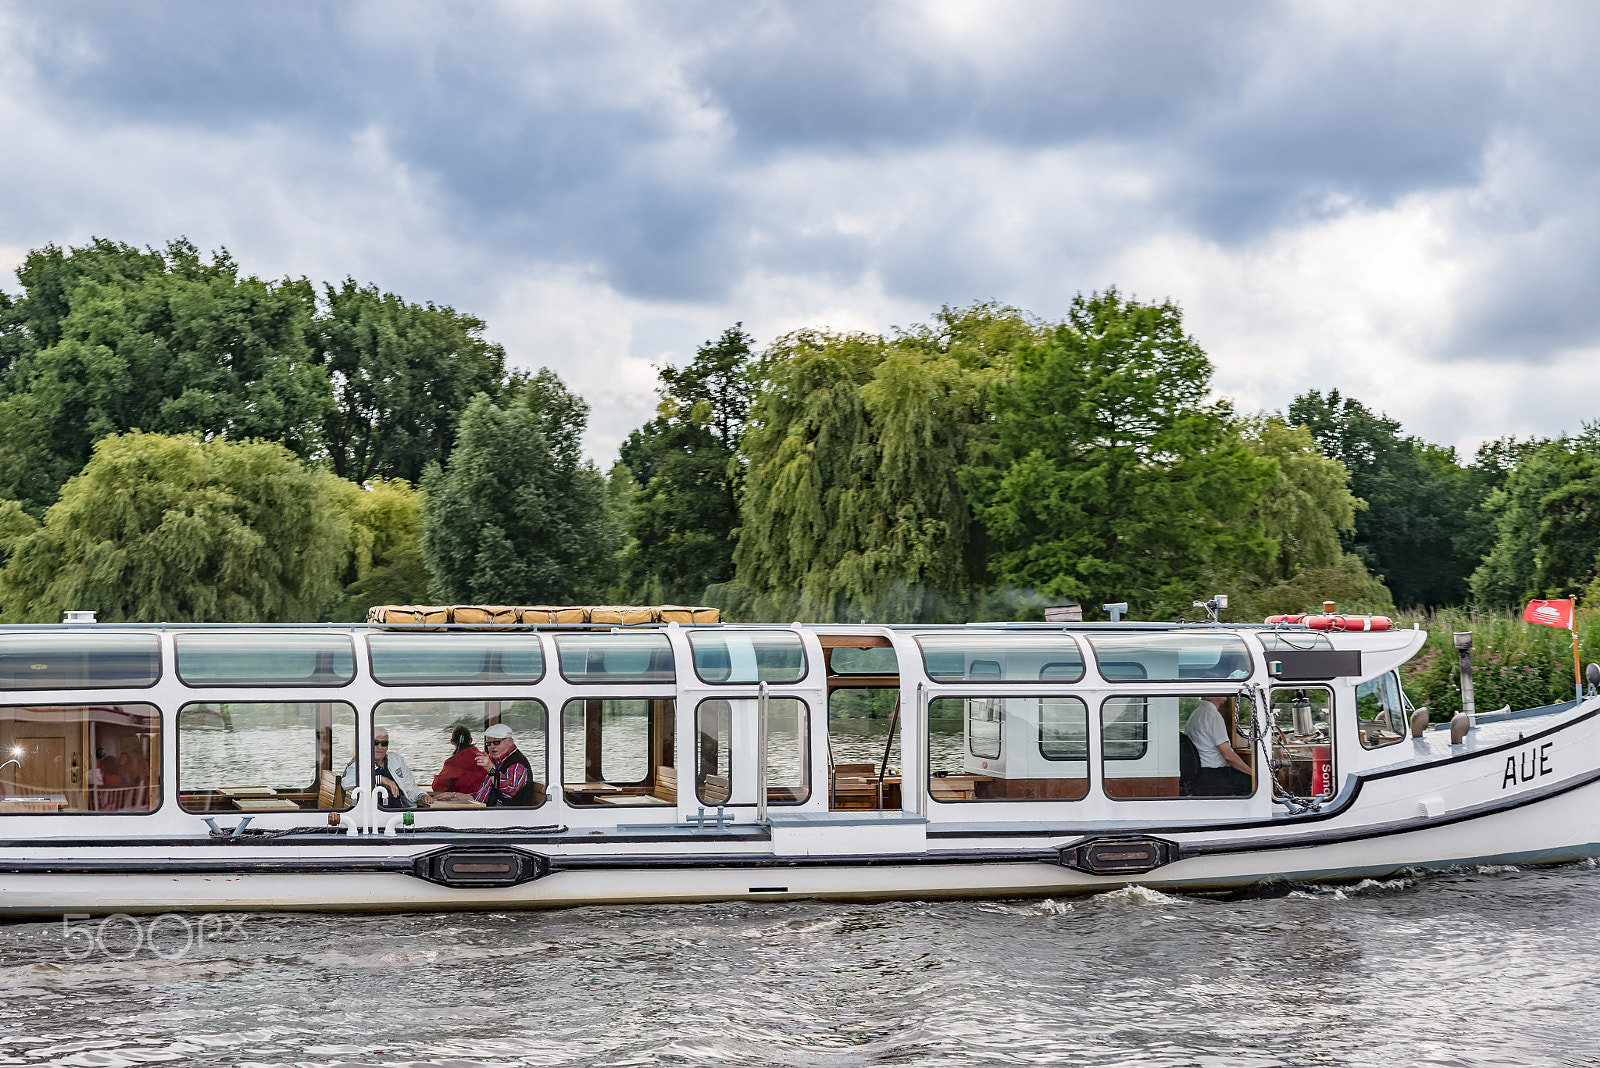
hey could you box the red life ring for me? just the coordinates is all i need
[1264,613,1392,631]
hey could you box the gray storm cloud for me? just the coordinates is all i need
[2,0,1599,456]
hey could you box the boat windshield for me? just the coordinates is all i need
[1086,632,1253,683]
[915,633,1085,683]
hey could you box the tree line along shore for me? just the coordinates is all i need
[1,238,1597,716]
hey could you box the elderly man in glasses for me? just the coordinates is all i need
[472,723,536,807]
[342,729,430,810]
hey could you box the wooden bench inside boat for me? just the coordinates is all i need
[831,762,884,809]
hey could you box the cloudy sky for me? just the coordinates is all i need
[2,0,1597,461]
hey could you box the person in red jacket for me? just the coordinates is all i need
[431,725,489,798]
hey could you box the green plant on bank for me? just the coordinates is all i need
[1396,606,1600,721]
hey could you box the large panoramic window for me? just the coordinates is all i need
[0,633,161,690]
[0,703,160,813]
[1087,633,1253,684]
[367,634,544,686]
[175,633,355,687]
[927,695,1088,802]
[178,701,356,813]
[373,699,548,808]
[688,630,806,684]
[915,633,1085,683]
[1102,694,1255,800]
[555,634,675,683]
[561,698,676,807]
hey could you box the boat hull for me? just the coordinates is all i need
[3,773,1596,917]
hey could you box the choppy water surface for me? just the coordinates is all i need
[4,862,1600,1067]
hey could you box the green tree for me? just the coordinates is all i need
[321,477,436,621]
[1472,432,1600,604]
[730,304,1034,620]
[973,291,1275,619]
[1289,389,1481,608]
[0,432,351,622]
[621,326,754,601]
[421,371,613,603]
[311,281,507,484]
[0,239,329,511]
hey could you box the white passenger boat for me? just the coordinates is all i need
[0,609,1595,916]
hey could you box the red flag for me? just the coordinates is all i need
[1524,599,1575,630]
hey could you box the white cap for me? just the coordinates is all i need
[484,723,513,740]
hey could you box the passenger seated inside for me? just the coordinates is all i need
[343,730,431,810]
[431,725,488,803]
[1184,697,1253,796]
[474,723,537,807]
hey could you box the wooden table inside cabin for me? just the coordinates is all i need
[426,797,486,809]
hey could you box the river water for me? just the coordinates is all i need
[2,861,1599,1067]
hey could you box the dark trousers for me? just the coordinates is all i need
[1193,766,1253,797]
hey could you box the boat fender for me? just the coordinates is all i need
[1058,835,1182,877]
[411,845,549,889]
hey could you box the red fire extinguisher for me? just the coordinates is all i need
[1311,745,1332,795]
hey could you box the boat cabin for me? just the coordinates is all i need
[0,620,1425,834]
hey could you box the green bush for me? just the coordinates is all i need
[1397,607,1595,720]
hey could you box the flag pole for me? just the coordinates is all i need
[1575,595,1583,702]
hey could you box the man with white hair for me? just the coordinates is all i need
[473,722,535,807]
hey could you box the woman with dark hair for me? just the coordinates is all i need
[431,725,489,797]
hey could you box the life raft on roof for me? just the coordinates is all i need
[365,604,720,628]
[1264,613,1393,632]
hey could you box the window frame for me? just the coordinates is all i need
[176,699,358,813]
[174,633,357,689]
[365,633,547,687]
[553,633,676,685]
[686,630,809,686]
[0,632,163,691]
[0,701,164,816]
[372,696,551,809]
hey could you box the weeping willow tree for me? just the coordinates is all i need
[725,304,1041,621]
[0,432,355,622]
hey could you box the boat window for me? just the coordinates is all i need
[1258,632,1334,652]
[695,697,814,805]
[1270,687,1335,799]
[561,697,676,806]
[927,696,1088,802]
[1039,697,1090,761]
[0,633,161,690]
[374,700,548,807]
[1102,694,1256,800]
[367,634,544,686]
[696,699,732,805]
[828,687,899,808]
[969,698,1002,758]
[1100,697,1149,760]
[178,701,356,813]
[1087,633,1252,683]
[828,646,898,674]
[175,633,356,687]
[916,633,1085,683]
[1356,672,1407,749]
[688,630,806,684]
[0,703,160,814]
[555,634,675,684]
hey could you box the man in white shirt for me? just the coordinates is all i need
[1184,698,1254,796]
